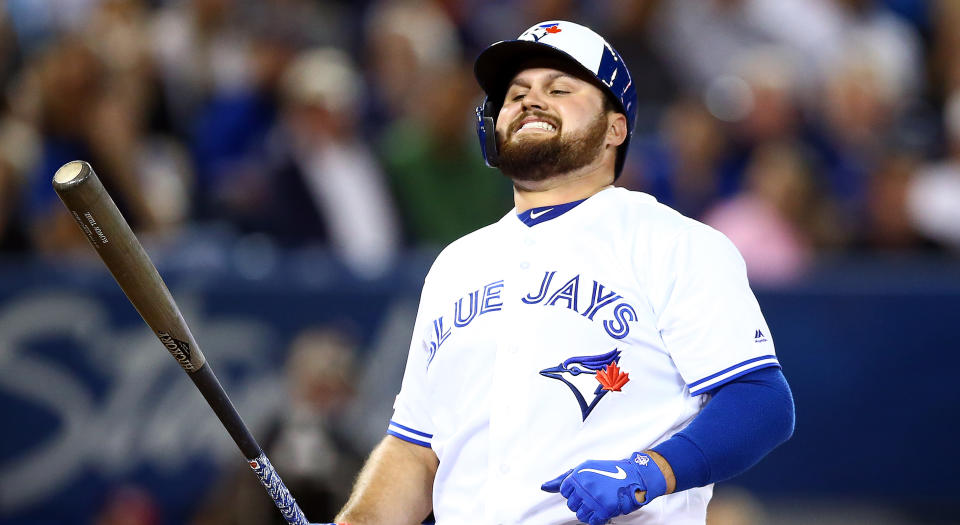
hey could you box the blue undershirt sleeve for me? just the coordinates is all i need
[651,367,795,492]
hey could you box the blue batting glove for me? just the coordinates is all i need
[541,452,667,525]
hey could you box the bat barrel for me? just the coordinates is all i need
[52,160,207,373]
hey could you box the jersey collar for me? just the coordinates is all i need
[516,198,587,227]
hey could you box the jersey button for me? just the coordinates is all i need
[499,463,510,474]
[519,261,529,269]
[524,237,535,246]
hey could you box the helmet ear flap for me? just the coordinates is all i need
[475,97,500,167]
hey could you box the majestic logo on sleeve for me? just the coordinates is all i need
[540,349,629,421]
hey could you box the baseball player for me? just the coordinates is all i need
[320,20,795,525]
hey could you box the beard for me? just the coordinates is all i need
[496,110,609,182]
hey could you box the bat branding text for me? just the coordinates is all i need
[157,331,197,371]
[83,211,109,244]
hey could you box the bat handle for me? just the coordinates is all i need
[248,454,310,525]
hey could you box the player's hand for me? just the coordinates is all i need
[541,452,667,525]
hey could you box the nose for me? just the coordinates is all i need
[521,89,547,111]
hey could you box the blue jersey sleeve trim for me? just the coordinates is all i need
[387,430,432,448]
[389,420,434,438]
[688,355,780,396]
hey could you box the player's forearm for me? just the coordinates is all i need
[652,367,795,491]
[335,435,438,525]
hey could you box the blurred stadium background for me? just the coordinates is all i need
[1,0,958,524]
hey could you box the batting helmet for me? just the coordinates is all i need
[474,20,637,178]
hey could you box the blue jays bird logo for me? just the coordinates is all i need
[540,349,629,421]
[520,22,562,42]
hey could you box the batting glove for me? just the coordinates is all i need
[541,452,667,525]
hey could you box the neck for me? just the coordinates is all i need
[511,164,615,212]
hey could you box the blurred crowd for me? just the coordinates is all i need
[1,0,959,286]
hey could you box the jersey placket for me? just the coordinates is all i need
[485,223,541,524]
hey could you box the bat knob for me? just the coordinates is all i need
[52,160,92,188]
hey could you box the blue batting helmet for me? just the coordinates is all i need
[473,20,637,178]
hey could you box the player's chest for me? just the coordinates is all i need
[420,258,677,431]
[419,243,665,388]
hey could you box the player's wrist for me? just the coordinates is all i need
[625,452,668,506]
[640,449,676,495]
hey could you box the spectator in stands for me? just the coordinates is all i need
[18,35,162,254]
[0,108,38,252]
[704,141,822,285]
[705,487,769,525]
[708,45,808,204]
[932,0,960,93]
[648,0,845,92]
[368,0,513,246]
[264,47,401,277]
[907,91,960,251]
[807,1,923,228]
[150,0,256,138]
[191,327,365,525]
[863,151,934,250]
[633,98,728,219]
[95,485,162,525]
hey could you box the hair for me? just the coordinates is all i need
[601,91,619,115]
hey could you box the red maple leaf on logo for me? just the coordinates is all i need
[596,362,629,391]
[545,25,561,34]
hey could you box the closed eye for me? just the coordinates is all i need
[551,90,569,95]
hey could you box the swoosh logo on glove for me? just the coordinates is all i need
[577,466,627,479]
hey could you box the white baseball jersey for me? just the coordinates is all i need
[389,187,779,524]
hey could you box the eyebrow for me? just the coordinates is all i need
[507,71,575,90]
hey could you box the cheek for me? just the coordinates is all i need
[496,107,515,135]
[560,105,600,134]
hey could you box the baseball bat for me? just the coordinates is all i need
[52,160,309,525]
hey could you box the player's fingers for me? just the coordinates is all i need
[540,469,572,493]
[576,505,595,524]
[565,493,584,513]
[559,476,577,498]
[588,509,612,525]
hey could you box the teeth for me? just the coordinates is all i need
[519,121,556,132]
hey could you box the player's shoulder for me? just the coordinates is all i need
[422,212,512,283]
[602,187,709,237]
[603,187,737,255]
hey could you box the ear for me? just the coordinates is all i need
[606,112,628,148]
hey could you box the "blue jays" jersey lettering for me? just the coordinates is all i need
[424,279,503,367]
[522,271,636,339]
[425,273,639,367]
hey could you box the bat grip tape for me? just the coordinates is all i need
[248,453,310,525]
